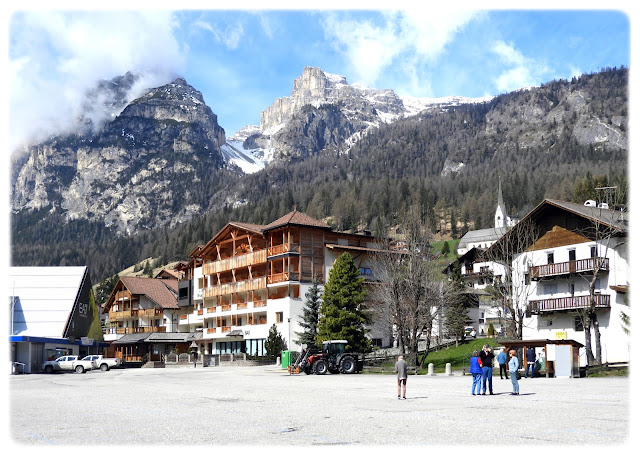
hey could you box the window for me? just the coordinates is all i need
[569,249,576,262]
[360,267,372,276]
[543,283,558,295]
[574,316,584,332]
[547,252,554,264]
[569,283,575,296]
[590,246,597,258]
[276,312,284,323]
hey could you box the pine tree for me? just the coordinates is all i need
[295,279,322,348]
[317,253,372,352]
[441,241,451,256]
[265,324,287,358]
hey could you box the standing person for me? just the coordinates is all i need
[395,355,408,399]
[525,347,536,378]
[497,348,508,379]
[479,344,495,395]
[470,350,482,395]
[508,349,520,395]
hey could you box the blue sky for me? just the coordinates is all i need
[6,5,631,150]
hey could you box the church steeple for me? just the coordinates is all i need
[495,177,507,229]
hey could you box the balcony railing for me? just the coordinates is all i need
[529,294,611,314]
[267,243,300,257]
[253,300,267,308]
[267,272,300,284]
[207,327,217,334]
[221,327,231,333]
[530,257,609,280]
[203,249,267,275]
[206,307,216,313]
[202,277,267,298]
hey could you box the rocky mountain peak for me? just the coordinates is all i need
[12,75,228,235]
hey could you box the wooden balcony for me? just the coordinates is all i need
[202,277,267,298]
[221,327,231,333]
[203,249,267,275]
[206,307,217,313]
[221,304,232,312]
[529,294,611,314]
[530,257,609,280]
[207,327,217,334]
[237,303,247,310]
[267,243,300,256]
[267,272,300,284]
[115,290,132,301]
[253,300,267,308]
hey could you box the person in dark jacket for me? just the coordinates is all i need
[525,347,536,378]
[496,349,508,379]
[470,350,483,395]
[479,344,495,395]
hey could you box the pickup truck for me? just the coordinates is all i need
[81,355,123,371]
[42,355,94,374]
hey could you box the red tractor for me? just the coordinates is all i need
[289,340,363,375]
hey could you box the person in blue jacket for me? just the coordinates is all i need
[470,350,482,395]
[509,349,520,395]
[496,349,508,379]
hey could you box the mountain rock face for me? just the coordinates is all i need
[11,76,227,235]
[235,66,490,165]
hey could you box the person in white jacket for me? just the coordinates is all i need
[508,349,520,395]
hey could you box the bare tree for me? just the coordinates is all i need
[481,218,540,339]
[574,201,627,364]
[370,211,450,366]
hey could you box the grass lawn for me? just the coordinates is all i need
[417,338,501,374]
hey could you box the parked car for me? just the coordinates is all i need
[42,355,94,374]
[464,326,477,339]
[81,355,123,371]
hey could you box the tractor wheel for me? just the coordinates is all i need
[340,356,356,374]
[314,359,328,375]
[303,366,312,375]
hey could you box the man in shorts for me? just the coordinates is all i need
[395,355,408,399]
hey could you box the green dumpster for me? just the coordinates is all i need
[281,350,295,369]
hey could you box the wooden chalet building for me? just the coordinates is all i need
[177,209,391,356]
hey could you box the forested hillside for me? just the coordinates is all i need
[11,67,628,285]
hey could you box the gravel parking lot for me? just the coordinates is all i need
[8,365,632,447]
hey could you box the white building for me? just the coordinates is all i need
[457,179,517,255]
[498,199,629,365]
[9,266,107,373]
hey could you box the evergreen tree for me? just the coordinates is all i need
[265,324,287,357]
[143,260,153,277]
[317,253,372,352]
[295,279,322,348]
[94,273,120,308]
[440,241,451,256]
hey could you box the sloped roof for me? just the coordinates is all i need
[120,276,179,309]
[541,199,628,231]
[263,210,331,231]
[9,266,88,337]
[458,227,507,246]
[229,221,266,233]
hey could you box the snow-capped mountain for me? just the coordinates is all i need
[225,67,493,173]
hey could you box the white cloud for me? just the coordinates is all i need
[194,19,245,50]
[8,11,185,152]
[322,9,479,91]
[492,40,550,92]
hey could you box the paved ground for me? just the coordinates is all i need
[7,365,633,447]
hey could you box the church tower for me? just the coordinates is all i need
[494,178,507,229]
